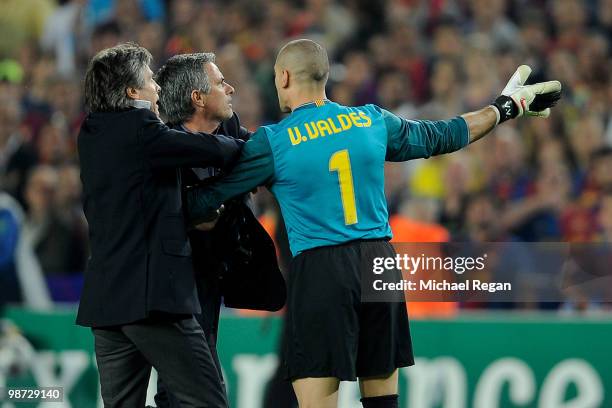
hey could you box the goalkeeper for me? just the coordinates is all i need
[188,39,561,408]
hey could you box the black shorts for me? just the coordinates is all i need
[282,239,414,381]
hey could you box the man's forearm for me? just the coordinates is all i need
[461,106,499,144]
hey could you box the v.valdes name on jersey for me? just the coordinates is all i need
[287,111,372,146]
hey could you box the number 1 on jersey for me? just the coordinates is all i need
[329,149,358,225]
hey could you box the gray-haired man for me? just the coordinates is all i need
[154,53,284,407]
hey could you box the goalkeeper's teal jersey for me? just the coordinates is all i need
[189,100,469,256]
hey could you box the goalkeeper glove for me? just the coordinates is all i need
[492,65,562,124]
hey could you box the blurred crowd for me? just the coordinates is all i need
[1,0,612,309]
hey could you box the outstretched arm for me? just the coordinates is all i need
[462,106,498,144]
[386,65,562,161]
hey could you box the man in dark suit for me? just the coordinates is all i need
[77,43,242,408]
[154,53,285,408]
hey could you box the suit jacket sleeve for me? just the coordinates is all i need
[187,127,275,224]
[139,109,243,169]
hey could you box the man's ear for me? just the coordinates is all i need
[281,69,290,89]
[126,86,139,99]
[191,89,206,108]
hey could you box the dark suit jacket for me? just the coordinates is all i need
[179,114,286,320]
[76,108,242,327]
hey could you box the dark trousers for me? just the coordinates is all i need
[156,265,226,408]
[155,313,225,408]
[93,314,228,408]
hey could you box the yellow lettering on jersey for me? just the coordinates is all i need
[329,149,358,225]
[289,112,372,147]
[304,122,319,139]
[358,111,372,127]
[295,127,307,142]
[317,120,333,137]
[327,118,342,134]
[337,114,352,130]
[288,127,301,145]
[349,112,363,127]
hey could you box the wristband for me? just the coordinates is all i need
[492,95,518,124]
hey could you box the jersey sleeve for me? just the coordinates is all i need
[187,127,275,224]
[382,108,470,162]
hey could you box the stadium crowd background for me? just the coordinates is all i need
[1,0,612,312]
